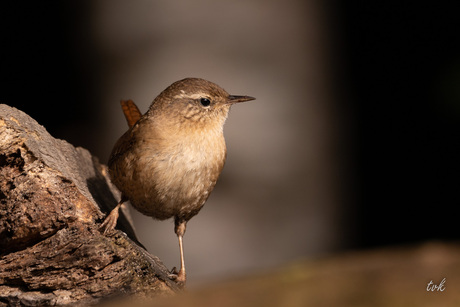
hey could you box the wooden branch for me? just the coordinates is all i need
[0,104,179,306]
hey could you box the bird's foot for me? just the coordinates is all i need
[169,267,186,288]
[99,206,120,234]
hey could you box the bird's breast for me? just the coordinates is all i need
[127,128,227,219]
[154,131,226,193]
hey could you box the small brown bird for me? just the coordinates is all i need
[100,78,254,286]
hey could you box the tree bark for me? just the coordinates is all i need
[0,104,179,306]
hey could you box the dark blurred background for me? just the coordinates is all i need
[2,1,459,285]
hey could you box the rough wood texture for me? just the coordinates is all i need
[0,104,179,306]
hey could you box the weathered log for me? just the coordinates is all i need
[0,104,179,306]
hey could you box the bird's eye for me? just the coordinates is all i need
[200,98,211,107]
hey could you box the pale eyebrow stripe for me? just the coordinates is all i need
[173,92,208,100]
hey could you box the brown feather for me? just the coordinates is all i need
[120,99,142,128]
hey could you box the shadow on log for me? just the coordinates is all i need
[0,104,179,306]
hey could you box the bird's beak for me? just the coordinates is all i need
[228,95,256,104]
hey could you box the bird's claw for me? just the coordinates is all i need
[168,267,186,288]
[168,267,179,280]
[99,208,119,234]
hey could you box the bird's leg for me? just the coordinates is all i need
[177,231,186,281]
[99,195,128,234]
[172,219,187,286]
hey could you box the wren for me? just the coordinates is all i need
[100,78,255,286]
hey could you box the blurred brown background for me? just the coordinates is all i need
[2,0,459,287]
